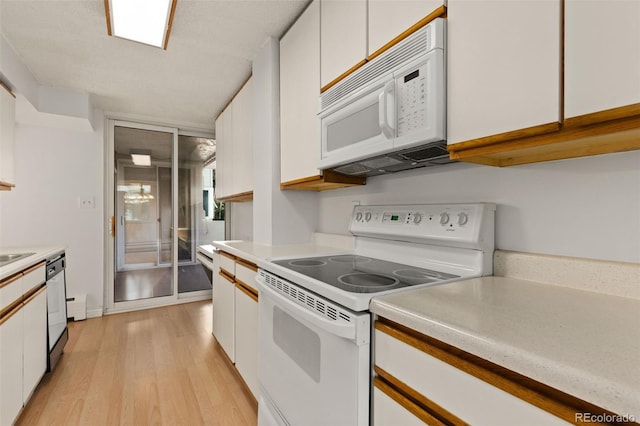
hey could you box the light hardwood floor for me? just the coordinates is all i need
[17,301,257,426]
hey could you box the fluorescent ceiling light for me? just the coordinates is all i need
[131,153,151,166]
[106,0,177,49]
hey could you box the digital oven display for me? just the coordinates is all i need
[382,212,406,223]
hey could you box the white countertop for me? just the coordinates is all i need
[210,240,350,265]
[0,246,66,280]
[370,276,640,419]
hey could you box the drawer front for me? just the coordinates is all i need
[196,252,215,271]
[375,328,569,426]
[22,262,46,294]
[235,260,258,293]
[219,252,236,276]
[373,381,436,426]
[0,274,23,314]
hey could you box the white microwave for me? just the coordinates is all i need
[318,18,447,176]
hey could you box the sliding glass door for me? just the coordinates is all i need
[106,120,216,312]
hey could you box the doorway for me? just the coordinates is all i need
[106,120,218,312]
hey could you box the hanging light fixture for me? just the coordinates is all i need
[104,0,178,49]
[123,183,155,204]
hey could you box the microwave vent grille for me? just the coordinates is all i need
[321,25,432,110]
[399,145,450,162]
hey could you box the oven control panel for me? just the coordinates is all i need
[350,203,496,250]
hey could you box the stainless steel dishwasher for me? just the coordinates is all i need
[46,252,68,371]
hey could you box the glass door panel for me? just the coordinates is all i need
[113,125,174,303]
[177,135,215,294]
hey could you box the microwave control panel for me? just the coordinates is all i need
[396,64,428,136]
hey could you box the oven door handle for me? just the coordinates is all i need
[257,279,356,341]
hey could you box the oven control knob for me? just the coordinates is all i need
[364,212,372,222]
[413,213,423,224]
[457,212,469,226]
[355,212,363,222]
[439,213,450,225]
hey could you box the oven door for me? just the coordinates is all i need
[257,275,370,426]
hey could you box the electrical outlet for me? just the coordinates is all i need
[78,196,95,209]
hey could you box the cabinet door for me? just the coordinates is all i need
[232,78,253,195]
[234,286,258,398]
[212,270,235,362]
[0,84,16,186]
[320,0,367,89]
[22,287,47,403]
[0,305,23,426]
[280,0,321,184]
[368,0,443,56]
[214,108,233,199]
[447,0,561,145]
[565,0,640,119]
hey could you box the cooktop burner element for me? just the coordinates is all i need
[338,273,400,289]
[273,254,459,294]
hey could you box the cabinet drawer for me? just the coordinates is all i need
[22,262,46,294]
[219,252,236,276]
[235,259,258,293]
[375,327,569,426]
[0,273,23,313]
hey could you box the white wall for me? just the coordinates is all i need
[230,201,254,241]
[0,114,104,315]
[318,151,640,263]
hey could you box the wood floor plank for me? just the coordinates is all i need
[16,300,257,426]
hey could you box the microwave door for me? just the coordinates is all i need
[319,80,395,169]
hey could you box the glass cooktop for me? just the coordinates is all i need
[273,255,459,294]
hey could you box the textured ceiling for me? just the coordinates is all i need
[0,0,310,130]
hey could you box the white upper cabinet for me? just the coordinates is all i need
[447,0,561,145]
[280,0,321,183]
[214,77,253,201]
[368,0,443,56]
[564,0,640,119]
[0,83,16,189]
[232,78,253,195]
[320,0,367,88]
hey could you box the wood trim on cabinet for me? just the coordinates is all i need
[217,191,254,203]
[103,0,112,35]
[368,5,448,62]
[235,280,258,303]
[162,0,178,50]
[23,284,46,305]
[214,75,254,121]
[218,269,235,283]
[447,122,561,153]
[374,371,466,426]
[0,81,16,98]
[280,170,366,191]
[22,261,46,276]
[236,258,258,272]
[0,272,22,289]
[375,318,626,425]
[448,113,640,167]
[0,182,16,191]
[220,251,236,261]
[0,300,22,325]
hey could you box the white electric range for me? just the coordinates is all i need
[256,203,495,426]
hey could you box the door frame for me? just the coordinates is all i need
[104,119,217,314]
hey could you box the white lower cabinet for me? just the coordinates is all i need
[22,288,48,403]
[212,251,259,400]
[213,268,235,362]
[374,322,571,426]
[0,305,23,426]
[234,285,258,398]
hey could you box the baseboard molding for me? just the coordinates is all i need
[86,308,103,318]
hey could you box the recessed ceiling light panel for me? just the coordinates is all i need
[106,0,176,49]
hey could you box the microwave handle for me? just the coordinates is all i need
[378,80,395,138]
